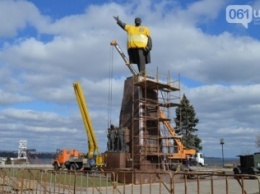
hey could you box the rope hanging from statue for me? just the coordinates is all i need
[107,44,114,129]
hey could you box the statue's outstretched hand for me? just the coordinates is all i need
[113,16,119,22]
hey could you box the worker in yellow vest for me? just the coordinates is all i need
[113,16,152,75]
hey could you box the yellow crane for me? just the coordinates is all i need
[159,109,196,159]
[159,109,204,166]
[73,82,103,166]
[110,40,138,75]
[52,82,103,171]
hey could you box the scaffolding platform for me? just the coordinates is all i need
[134,75,180,92]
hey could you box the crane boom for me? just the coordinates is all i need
[159,109,196,159]
[52,82,103,171]
[110,40,138,75]
[73,82,100,158]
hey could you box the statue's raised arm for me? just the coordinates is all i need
[113,16,125,29]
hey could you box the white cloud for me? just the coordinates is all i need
[0,0,50,37]
[2,108,62,121]
[217,127,257,135]
[175,0,226,25]
[0,90,31,105]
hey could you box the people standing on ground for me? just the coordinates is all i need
[113,16,152,75]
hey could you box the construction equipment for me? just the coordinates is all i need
[233,152,260,175]
[53,149,86,170]
[53,82,103,171]
[110,40,138,75]
[159,109,204,166]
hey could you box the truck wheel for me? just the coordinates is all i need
[248,167,257,175]
[70,164,77,171]
[53,163,59,171]
[233,167,241,174]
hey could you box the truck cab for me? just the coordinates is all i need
[53,149,81,170]
[194,152,205,166]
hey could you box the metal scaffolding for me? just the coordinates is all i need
[124,71,181,170]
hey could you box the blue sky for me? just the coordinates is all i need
[0,0,260,160]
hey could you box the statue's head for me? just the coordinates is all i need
[135,17,141,26]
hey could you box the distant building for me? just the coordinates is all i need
[0,157,6,165]
[17,139,28,161]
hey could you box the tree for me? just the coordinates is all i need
[175,94,202,151]
[256,132,260,150]
[5,157,12,165]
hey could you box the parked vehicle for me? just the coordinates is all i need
[194,152,205,166]
[52,82,103,171]
[233,152,260,175]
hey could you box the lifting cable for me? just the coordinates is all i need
[107,44,114,129]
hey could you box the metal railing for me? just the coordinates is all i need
[0,167,259,194]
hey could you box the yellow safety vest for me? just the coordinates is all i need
[124,25,151,49]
